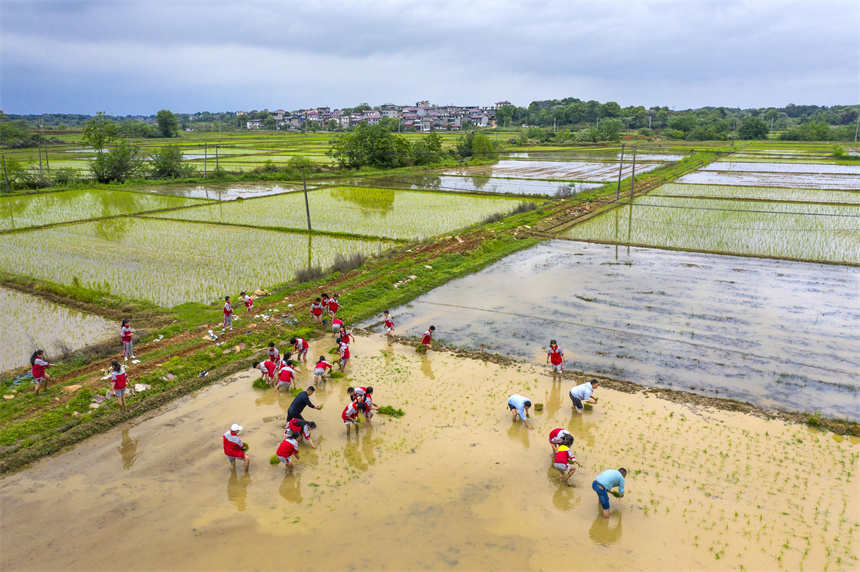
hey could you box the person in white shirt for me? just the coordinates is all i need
[569,380,599,414]
[507,394,534,429]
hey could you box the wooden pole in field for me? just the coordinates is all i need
[44,139,49,171]
[615,144,625,201]
[215,145,219,173]
[204,144,207,180]
[38,139,43,173]
[301,165,312,231]
[2,155,10,193]
[629,147,637,203]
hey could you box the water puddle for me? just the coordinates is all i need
[364,241,860,419]
[0,336,856,570]
[132,182,316,201]
[0,286,115,372]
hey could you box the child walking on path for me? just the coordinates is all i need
[30,350,53,397]
[110,360,129,412]
[223,296,234,331]
[121,319,135,361]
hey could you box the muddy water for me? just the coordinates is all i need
[0,287,116,373]
[133,182,316,200]
[679,171,860,190]
[318,174,602,196]
[367,241,860,420]
[706,162,860,175]
[0,336,856,571]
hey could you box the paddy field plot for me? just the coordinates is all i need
[0,287,116,372]
[705,161,860,174]
[447,160,660,181]
[0,218,393,307]
[651,183,860,204]
[506,151,686,162]
[0,189,205,232]
[148,187,527,240]
[132,181,315,201]
[562,196,860,264]
[319,174,602,196]
[678,170,860,190]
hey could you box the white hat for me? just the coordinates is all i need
[231,423,243,432]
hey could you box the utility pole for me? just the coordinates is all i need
[855,112,859,142]
[2,155,9,193]
[629,147,637,203]
[615,144,625,201]
[204,144,207,180]
[215,145,219,173]
[301,166,312,231]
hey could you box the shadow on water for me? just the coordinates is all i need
[226,471,251,512]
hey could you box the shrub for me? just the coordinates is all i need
[330,252,367,273]
[510,201,537,215]
[294,266,324,284]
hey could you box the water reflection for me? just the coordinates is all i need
[330,187,395,213]
[279,472,303,503]
[226,472,252,512]
[117,428,139,469]
[343,438,369,472]
[420,355,435,379]
[545,381,562,416]
[506,424,530,448]
[589,511,622,545]
[550,474,581,512]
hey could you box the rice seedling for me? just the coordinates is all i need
[148,186,526,240]
[0,189,206,231]
[705,162,860,175]
[0,218,394,307]
[678,171,860,190]
[651,183,860,205]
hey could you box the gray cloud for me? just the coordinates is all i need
[2,1,857,114]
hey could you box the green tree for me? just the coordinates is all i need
[379,117,400,132]
[738,117,769,140]
[83,111,118,152]
[90,140,143,183]
[149,145,194,179]
[328,124,411,169]
[412,132,444,165]
[156,109,179,138]
[598,118,623,141]
[462,132,497,161]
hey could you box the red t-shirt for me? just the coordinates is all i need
[224,303,233,316]
[278,368,294,383]
[276,438,298,459]
[421,330,433,344]
[548,347,564,365]
[554,447,576,465]
[339,343,350,360]
[548,428,570,443]
[342,403,359,421]
[121,325,132,342]
[261,361,276,376]
[328,299,339,313]
[111,367,127,390]
[223,431,245,458]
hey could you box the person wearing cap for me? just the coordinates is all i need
[546,340,565,382]
[569,380,599,414]
[507,393,534,429]
[593,468,627,518]
[286,386,321,423]
[223,424,249,471]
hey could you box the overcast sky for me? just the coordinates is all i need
[2,1,858,115]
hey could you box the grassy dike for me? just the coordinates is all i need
[0,147,740,472]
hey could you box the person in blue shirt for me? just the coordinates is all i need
[593,468,626,518]
[507,394,534,429]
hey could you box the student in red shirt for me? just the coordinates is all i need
[286,419,317,449]
[342,401,366,435]
[421,326,435,347]
[290,337,309,363]
[110,360,129,411]
[30,349,53,397]
[548,428,572,454]
[310,298,324,323]
[546,340,565,382]
[241,291,254,313]
[553,435,582,483]
[276,433,300,473]
[331,317,344,336]
[276,361,297,392]
[383,310,394,340]
[252,360,277,386]
[338,340,351,371]
[223,423,249,472]
[313,356,333,384]
[223,296,234,331]
[328,294,340,318]
[267,342,281,368]
[121,319,135,361]
[360,389,379,423]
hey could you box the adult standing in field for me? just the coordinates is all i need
[569,380,599,414]
[507,393,534,429]
[593,468,626,518]
[546,340,564,382]
[223,296,234,331]
[30,349,53,397]
[223,423,250,472]
[286,386,321,423]
[110,360,129,412]
[121,319,135,361]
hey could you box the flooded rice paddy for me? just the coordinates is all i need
[367,241,860,420]
[0,336,856,570]
[134,182,315,201]
[564,196,860,264]
[651,183,860,205]
[678,171,860,190]
[0,287,115,372]
[0,218,393,307]
[447,160,660,181]
[318,174,602,196]
[706,162,860,175]
[148,187,527,240]
[0,189,204,231]
[506,151,686,162]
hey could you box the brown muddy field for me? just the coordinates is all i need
[1,336,857,571]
